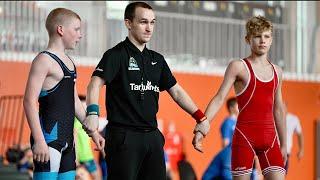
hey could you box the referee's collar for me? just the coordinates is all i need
[124,37,148,54]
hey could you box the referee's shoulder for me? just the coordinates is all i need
[102,43,125,58]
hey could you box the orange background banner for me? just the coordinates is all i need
[0,61,318,179]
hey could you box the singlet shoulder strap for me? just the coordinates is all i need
[242,58,255,77]
[40,51,65,71]
[41,51,75,74]
[66,54,77,74]
[269,61,279,87]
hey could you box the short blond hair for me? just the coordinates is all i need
[45,8,81,37]
[246,16,273,38]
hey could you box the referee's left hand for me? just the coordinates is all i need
[193,119,210,136]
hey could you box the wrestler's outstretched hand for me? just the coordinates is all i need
[192,131,204,153]
[91,131,105,157]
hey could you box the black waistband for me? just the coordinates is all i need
[107,121,157,132]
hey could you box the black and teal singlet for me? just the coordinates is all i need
[32,51,77,180]
[37,51,77,145]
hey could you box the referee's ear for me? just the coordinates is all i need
[125,19,132,30]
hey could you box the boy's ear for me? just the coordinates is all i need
[57,25,63,36]
[245,35,250,44]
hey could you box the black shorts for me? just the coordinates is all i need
[32,140,76,180]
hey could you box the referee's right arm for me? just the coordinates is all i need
[83,76,105,134]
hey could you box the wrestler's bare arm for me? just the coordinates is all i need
[205,60,243,123]
[74,86,86,123]
[24,54,52,143]
[193,60,244,152]
[23,54,52,162]
[273,65,286,150]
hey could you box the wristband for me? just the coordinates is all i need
[192,109,207,123]
[86,104,100,116]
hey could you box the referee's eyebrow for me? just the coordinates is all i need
[140,18,156,22]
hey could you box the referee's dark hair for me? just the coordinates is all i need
[124,1,153,21]
[226,97,237,113]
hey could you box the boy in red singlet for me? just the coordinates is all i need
[193,16,286,180]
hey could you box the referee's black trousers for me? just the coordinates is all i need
[105,126,166,180]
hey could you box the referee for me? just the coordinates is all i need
[84,2,209,180]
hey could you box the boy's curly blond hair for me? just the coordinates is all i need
[246,16,273,38]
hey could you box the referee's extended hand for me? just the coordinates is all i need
[83,115,99,135]
[192,131,204,153]
[193,119,210,136]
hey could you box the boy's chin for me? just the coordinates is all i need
[254,50,268,56]
[66,46,76,50]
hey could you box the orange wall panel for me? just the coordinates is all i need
[0,61,318,180]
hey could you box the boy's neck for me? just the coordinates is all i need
[47,38,66,55]
[248,53,269,64]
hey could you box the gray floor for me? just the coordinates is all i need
[0,163,30,180]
